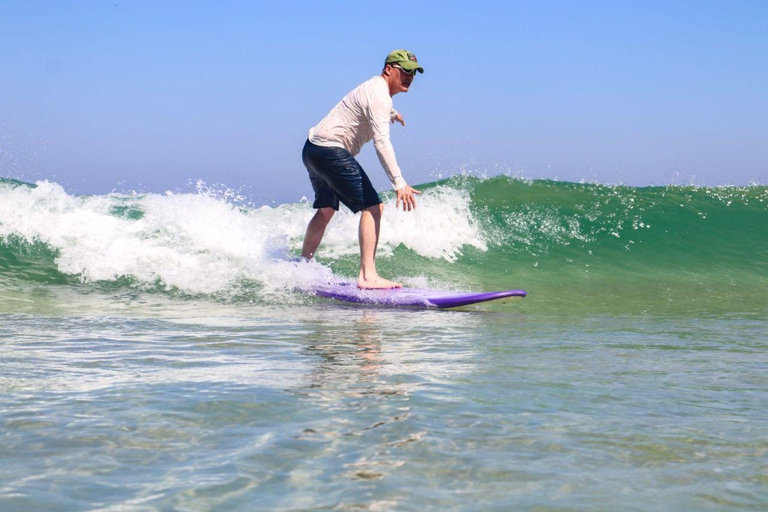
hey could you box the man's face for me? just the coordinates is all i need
[391,64,415,92]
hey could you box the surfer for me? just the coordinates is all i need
[301,49,423,289]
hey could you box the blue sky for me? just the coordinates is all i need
[2,1,766,203]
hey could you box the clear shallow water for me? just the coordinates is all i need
[1,176,767,509]
[1,299,766,510]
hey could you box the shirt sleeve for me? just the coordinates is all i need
[367,89,408,190]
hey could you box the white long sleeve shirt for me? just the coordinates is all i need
[308,76,408,190]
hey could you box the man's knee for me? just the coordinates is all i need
[316,207,335,223]
[364,203,384,218]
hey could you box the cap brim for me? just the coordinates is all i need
[398,62,424,73]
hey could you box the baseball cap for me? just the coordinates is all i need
[385,49,424,74]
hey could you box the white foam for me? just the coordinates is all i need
[0,181,486,296]
[281,185,487,261]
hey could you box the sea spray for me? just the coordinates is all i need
[0,179,485,297]
[286,184,486,261]
[1,181,274,294]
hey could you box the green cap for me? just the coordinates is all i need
[385,49,424,74]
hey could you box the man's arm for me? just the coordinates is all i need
[369,96,420,209]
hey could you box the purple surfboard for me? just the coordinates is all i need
[312,280,527,309]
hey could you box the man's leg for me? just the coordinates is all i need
[302,207,335,260]
[357,204,402,289]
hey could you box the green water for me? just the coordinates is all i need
[326,177,768,316]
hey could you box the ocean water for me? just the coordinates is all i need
[1,176,766,510]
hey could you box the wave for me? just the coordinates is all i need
[1,176,766,313]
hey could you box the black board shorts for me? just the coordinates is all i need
[302,139,382,213]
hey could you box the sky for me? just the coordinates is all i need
[1,1,767,204]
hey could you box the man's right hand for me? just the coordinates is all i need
[396,185,421,212]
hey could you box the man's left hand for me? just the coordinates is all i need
[396,185,421,211]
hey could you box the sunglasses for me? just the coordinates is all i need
[391,64,417,76]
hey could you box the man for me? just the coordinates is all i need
[301,49,423,289]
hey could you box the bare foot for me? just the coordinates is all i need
[357,276,403,289]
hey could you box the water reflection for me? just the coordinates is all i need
[278,305,482,508]
[294,305,483,396]
[304,309,389,388]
